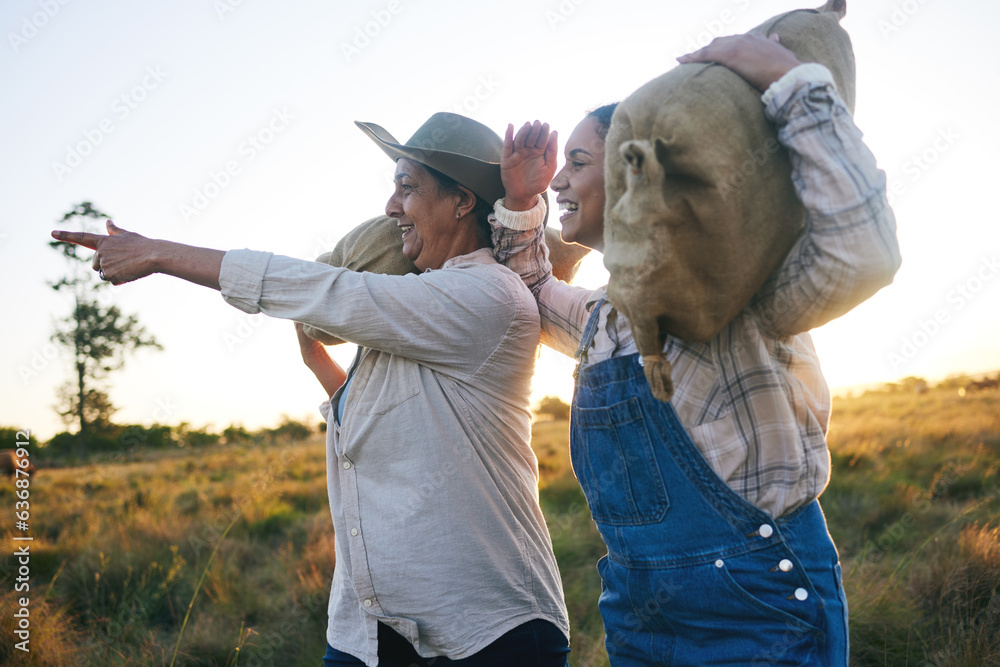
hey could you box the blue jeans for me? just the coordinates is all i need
[322,619,569,666]
[570,301,848,665]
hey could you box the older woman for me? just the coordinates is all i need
[52,112,570,667]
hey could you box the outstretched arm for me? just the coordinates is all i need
[51,220,224,289]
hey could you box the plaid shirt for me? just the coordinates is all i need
[492,64,901,518]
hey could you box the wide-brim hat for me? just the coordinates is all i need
[355,112,505,206]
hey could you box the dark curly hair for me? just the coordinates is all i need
[586,103,619,140]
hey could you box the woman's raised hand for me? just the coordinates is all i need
[677,33,801,92]
[501,121,558,212]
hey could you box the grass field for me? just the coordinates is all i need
[1,382,998,665]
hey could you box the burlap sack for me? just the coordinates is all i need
[603,0,854,401]
[303,215,418,345]
[304,214,590,345]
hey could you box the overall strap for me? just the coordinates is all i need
[574,297,605,379]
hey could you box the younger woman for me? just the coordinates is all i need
[494,35,901,665]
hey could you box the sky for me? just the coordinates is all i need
[2,0,998,441]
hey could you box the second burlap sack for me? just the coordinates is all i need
[302,215,419,345]
[603,0,855,401]
[304,213,590,345]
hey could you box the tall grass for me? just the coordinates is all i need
[1,385,996,665]
[0,438,332,666]
[823,386,1000,666]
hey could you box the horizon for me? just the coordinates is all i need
[23,366,1000,443]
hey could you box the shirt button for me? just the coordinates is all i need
[715,559,724,568]
[758,524,774,538]
[343,461,352,470]
[363,599,373,607]
[350,528,359,536]
[779,559,794,572]
[794,588,809,601]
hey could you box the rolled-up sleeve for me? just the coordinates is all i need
[219,249,273,313]
[491,199,598,357]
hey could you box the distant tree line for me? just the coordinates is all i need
[2,418,319,466]
[534,396,571,421]
[872,373,1000,395]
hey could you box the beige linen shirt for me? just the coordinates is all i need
[219,247,569,666]
[493,64,901,519]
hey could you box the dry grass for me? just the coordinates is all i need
[0,436,331,666]
[528,385,1000,666]
[1,384,996,666]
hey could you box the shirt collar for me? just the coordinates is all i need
[585,285,609,310]
[435,247,497,271]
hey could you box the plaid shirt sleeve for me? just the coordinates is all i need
[491,198,597,357]
[751,63,903,336]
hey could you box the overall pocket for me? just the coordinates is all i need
[571,397,669,526]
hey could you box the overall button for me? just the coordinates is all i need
[758,524,774,538]
[350,528,359,536]
[794,588,809,601]
[715,559,724,568]
[343,461,352,470]
[778,559,794,572]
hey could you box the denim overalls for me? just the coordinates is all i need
[571,300,849,666]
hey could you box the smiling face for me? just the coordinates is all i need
[385,158,470,271]
[551,115,607,252]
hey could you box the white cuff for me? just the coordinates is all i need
[761,62,836,108]
[219,248,272,314]
[493,195,547,231]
